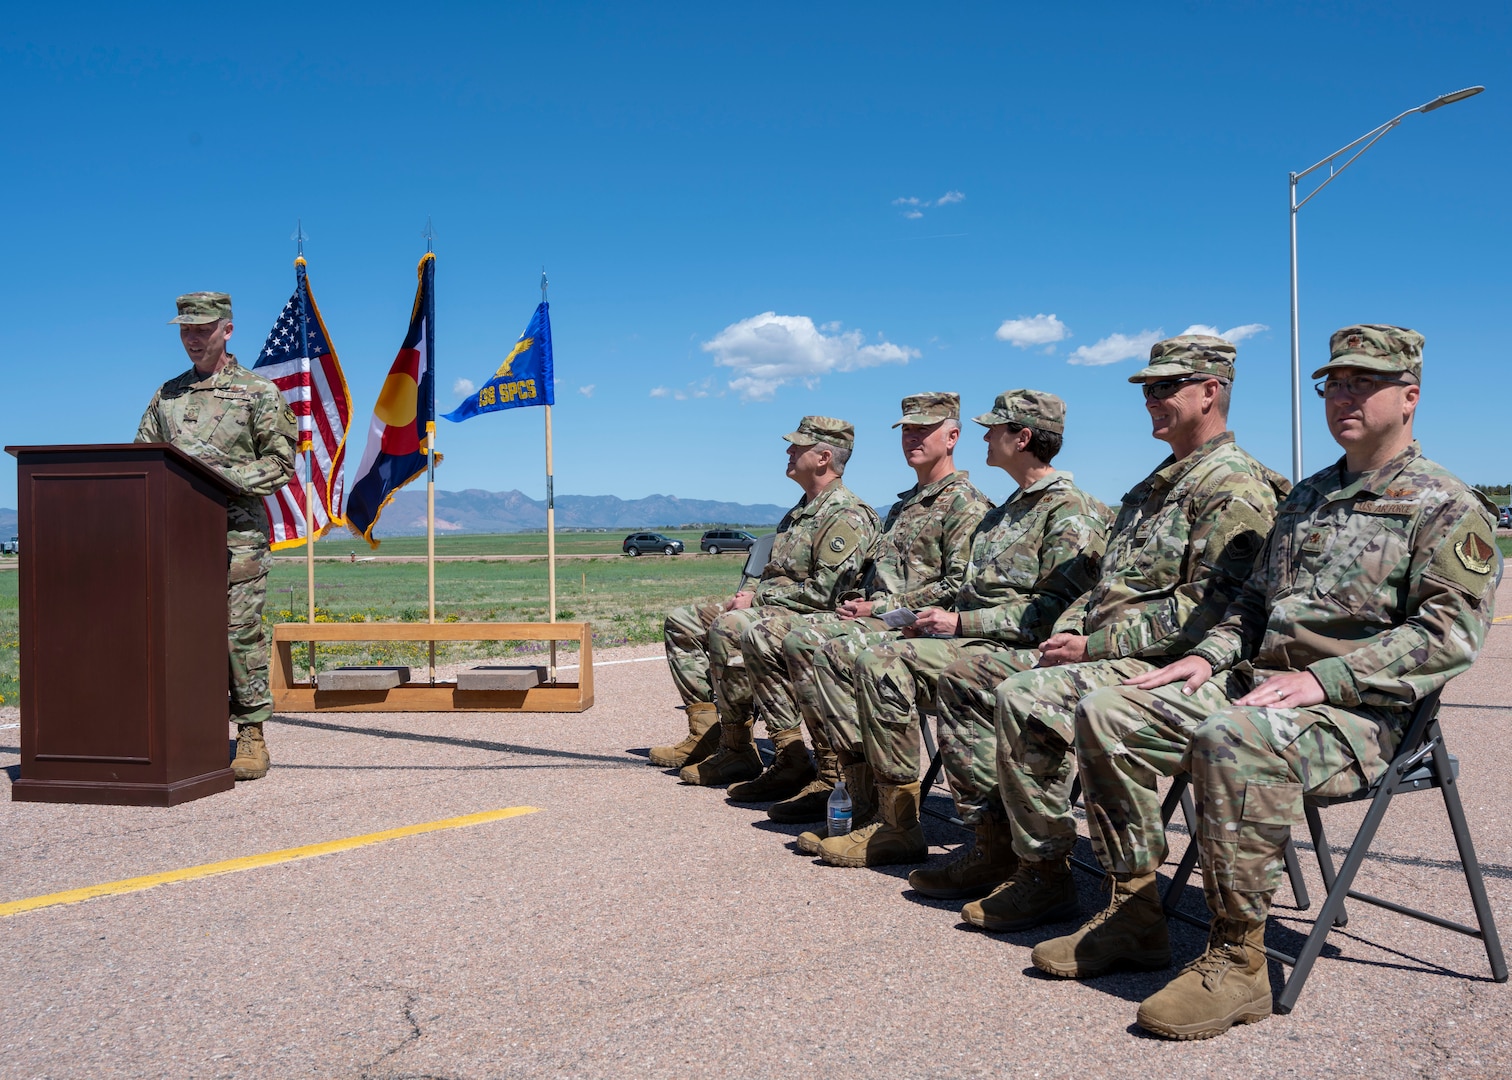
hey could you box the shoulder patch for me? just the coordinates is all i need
[1456,531,1495,575]
[283,405,297,425]
[1430,518,1497,597]
[1204,498,1272,572]
[816,518,862,566]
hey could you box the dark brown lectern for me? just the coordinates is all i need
[6,444,237,805]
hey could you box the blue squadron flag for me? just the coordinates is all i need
[346,252,441,547]
[443,301,555,422]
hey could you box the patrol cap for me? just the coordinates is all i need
[1127,334,1236,383]
[892,392,960,428]
[971,389,1066,435]
[169,292,233,325]
[1311,324,1424,382]
[783,415,855,450]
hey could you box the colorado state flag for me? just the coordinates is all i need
[443,301,555,422]
[346,252,442,547]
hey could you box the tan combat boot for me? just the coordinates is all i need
[1136,919,1271,1040]
[817,780,927,867]
[797,755,876,853]
[727,727,817,803]
[768,727,839,823]
[960,855,1076,930]
[909,819,1019,901]
[231,723,270,781]
[1031,872,1171,978]
[678,720,762,786]
[649,702,720,768]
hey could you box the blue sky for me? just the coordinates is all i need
[2,2,1507,521]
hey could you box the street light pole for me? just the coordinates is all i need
[1286,86,1483,482]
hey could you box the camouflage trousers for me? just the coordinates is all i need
[740,612,873,736]
[780,618,896,743]
[229,544,272,725]
[1077,675,1399,923]
[662,602,768,722]
[923,646,1039,823]
[989,658,1183,861]
[855,638,1031,793]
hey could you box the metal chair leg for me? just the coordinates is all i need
[1278,765,1404,1012]
[1431,728,1508,982]
[1283,835,1311,910]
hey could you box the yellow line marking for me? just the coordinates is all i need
[0,806,539,918]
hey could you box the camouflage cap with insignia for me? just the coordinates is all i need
[168,292,233,325]
[971,389,1065,434]
[1127,334,1236,383]
[892,391,960,428]
[783,415,855,450]
[1311,324,1424,382]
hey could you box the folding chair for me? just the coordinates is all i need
[1160,684,1508,1012]
[737,533,776,592]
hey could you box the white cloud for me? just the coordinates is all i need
[452,378,475,397]
[891,190,965,218]
[996,313,1070,349]
[701,312,918,401]
[1180,322,1269,344]
[1068,329,1165,367]
[578,384,595,397]
[649,386,670,398]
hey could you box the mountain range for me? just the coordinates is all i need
[361,489,790,535]
[347,489,788,535]
[0,491,794,538]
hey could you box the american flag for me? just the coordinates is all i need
[253,257,352,549]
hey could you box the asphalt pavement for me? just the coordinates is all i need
[0,580,1509,1078]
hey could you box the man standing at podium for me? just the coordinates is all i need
[135,292,297,781]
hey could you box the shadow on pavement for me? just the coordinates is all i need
[272,714,642,767]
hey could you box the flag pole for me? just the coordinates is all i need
[542,269,557,682]
[425,221,438,685]
[295,223,318,683]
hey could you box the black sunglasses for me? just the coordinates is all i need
[1141,377,1207,401]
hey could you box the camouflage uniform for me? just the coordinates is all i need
[852,468,1107,802]
[661,416,878,724]
[747,463,989,739]
[985,339,1289,863]
[845,393,1104,810]
[136,328,298,728]
[1075,329,1499,925]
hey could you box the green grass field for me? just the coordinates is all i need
[0,548,741,704]
[265,550,739,671]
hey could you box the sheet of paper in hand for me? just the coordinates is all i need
[881,608,917,629]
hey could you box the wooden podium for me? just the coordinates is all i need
[6,444,238,806]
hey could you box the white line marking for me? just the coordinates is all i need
[554,655,665,671]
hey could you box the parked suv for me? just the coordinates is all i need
[623,532,683,556]
[1499,507,1512,529]
[699,529,758,554]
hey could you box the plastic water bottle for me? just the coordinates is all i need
[827,776,853,838]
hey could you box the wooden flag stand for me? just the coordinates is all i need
[270,620,593,712]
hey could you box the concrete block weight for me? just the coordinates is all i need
[456,666,546,691]
[317,666,412,690]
